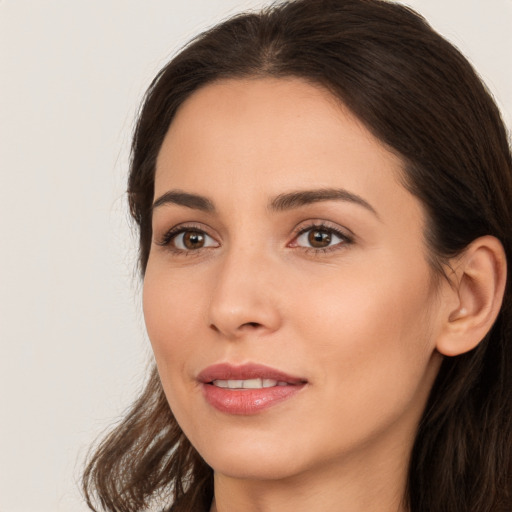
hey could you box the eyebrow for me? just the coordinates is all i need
[152,190,214,212]
[152,187,378,217]
[269,188,378,217]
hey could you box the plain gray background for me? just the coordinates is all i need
[1,1,511,511]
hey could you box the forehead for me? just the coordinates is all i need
[154,77,412,217]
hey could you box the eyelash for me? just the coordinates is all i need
[156,222,354,255]
[156,224,216,255]
[290,222,354,254]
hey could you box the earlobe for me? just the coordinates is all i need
[436,236,507,357]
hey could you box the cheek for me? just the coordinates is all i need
[142,264,204,383]
[142,266,212,437]
[291,258,438,413]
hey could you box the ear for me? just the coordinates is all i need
[436,236,507,357]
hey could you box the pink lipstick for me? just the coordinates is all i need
[197,363,307,415]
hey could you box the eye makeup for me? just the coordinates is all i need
[154,218,354,258]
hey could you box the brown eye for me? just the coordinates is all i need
[171,229,218,251]
[182,231,205,249]
[293,225,350,251]
[308,229,332,248]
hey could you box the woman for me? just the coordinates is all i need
[83,0,512,511]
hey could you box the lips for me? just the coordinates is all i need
[197,363,307,415]
[198,363,306,385]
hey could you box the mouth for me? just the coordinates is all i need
[197,363,307,415]
[210,378,291,389]
[198,362,306,385]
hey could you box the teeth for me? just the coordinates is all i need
[212,378,286,389]
[243,378,266,389]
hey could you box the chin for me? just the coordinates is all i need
[209,455,305,481]
[194,435,310,481]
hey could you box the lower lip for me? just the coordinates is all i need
[202,383,305,415]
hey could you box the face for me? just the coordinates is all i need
[143,77,444,483]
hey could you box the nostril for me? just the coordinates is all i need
[209,321,263,336]
[244,322,261,328]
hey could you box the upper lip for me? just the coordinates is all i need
[197,363,307,385]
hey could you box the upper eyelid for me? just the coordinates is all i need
[292,219,354,238]
[155,222,217,246]
[295,225,349,239]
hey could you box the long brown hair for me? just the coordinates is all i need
[83,1,512,511]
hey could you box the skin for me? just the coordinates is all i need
[143,77,450,512]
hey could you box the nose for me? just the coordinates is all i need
[207,247,282,339]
